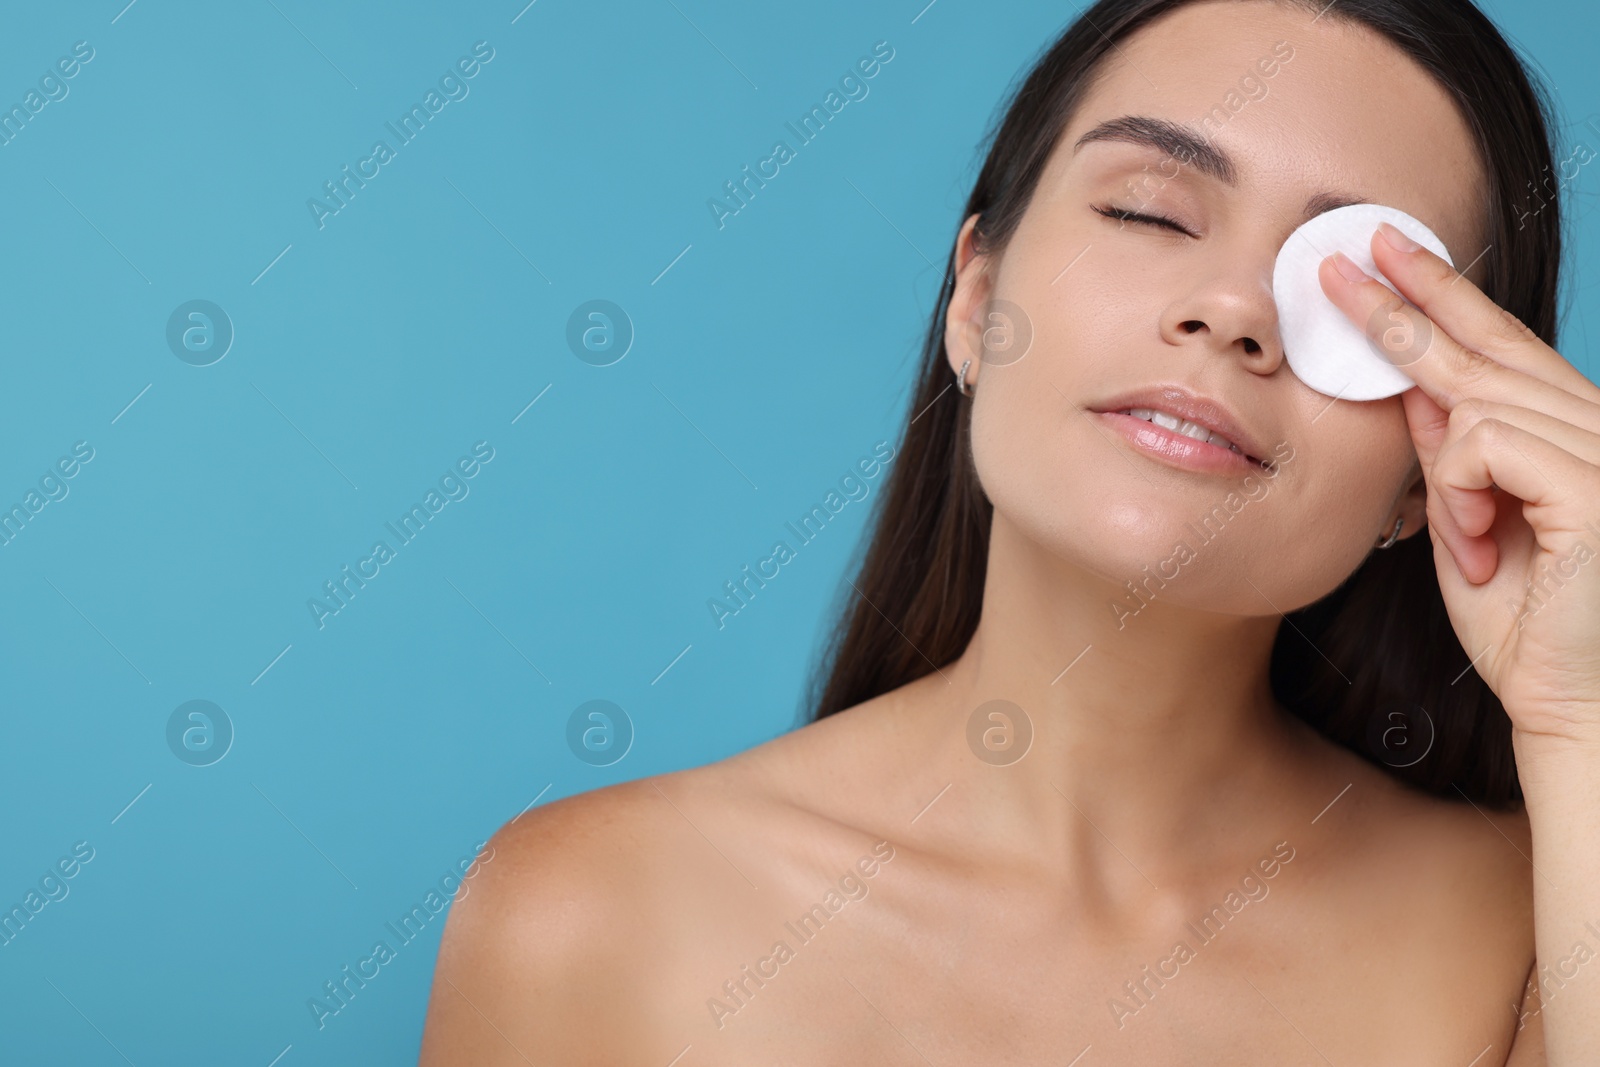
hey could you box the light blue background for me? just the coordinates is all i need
[0,0,1594,1062]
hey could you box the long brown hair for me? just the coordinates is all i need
[805,0,1569,807]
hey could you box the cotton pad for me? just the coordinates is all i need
[1271,203,1453,401]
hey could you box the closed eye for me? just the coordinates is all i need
[1092,203,1195,237]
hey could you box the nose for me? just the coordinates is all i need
[1159,256,1286,375]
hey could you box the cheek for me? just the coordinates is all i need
[1258,410,1417,598]
[968,366,1069,526]
[1004,211,1157,335]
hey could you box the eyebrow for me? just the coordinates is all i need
[1073,115,1370,221]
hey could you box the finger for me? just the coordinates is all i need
[1319,251,1506,411]
[1368,224,1600,402]
[1423,396,1600,557]
[1319,253,1600,424]
[1429,415,1600,584]
[1401,385,1451,482]
[1438,397,1600,469]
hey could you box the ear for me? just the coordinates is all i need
[1394,459,1429,542]
[944,213,995,387]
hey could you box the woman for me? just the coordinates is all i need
[420,0,1600,1061]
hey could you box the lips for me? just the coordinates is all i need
[1117,406,1247,456]
[1089,386,1272,467]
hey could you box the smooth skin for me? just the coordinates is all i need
[418,1,1600,1062]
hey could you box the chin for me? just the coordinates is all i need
[1014,492,1305,607]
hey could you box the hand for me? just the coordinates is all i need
[1318,223,1600,746]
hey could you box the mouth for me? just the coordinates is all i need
[1089,386,1277,472]
[1114,406,1260,463]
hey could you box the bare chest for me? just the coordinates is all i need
[660,894,1522,1066]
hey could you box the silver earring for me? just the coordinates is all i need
[1376,517,1404,549]
[956,359,974,397]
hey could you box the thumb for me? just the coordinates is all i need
[1401,385,1450,480]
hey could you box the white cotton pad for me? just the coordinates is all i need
[1271,203,1453,401]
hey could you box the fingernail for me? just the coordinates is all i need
[1377,221,1421,253]
[1331,251,1370,283]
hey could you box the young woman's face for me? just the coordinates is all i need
[949,0,1490,614]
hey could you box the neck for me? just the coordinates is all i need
[910,514,1312,879]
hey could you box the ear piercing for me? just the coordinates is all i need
[1376,516,1404,549]
[956,359,975,397]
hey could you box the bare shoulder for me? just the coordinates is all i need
[1292,727,1535,1001]
[1387,777,1534,945]
[416,775,679,1065]
[1299,726,1532,899]
[418,711,893,1066]
[1334,740,1530,901]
